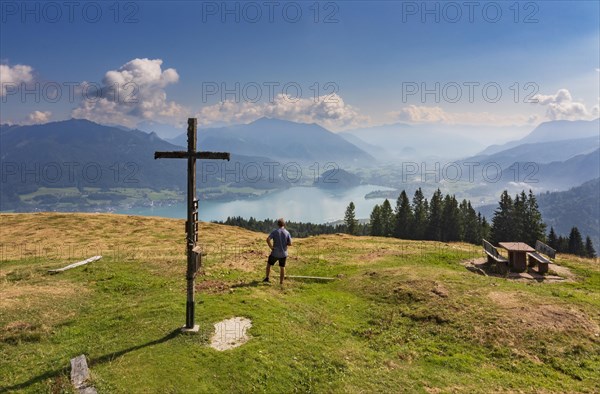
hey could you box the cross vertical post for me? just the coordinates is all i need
[154,118,230,332]
[186,118,197,329]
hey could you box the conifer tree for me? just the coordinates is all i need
[461,200,480,244]
[344,201,358,235]
[523,190,546,246]
[568,227,585,256]
[412,188,428,240]
[426,189,444,241]
[480,215,491,242]
[547,227,558,249]
[441,194,460,242]
[491,190,514,245]
[557,235,569,253]
[394,191,413,239]
[512,191,527,242]
[370,204,383,236]
[380,199,395,237]
[585,236,597,258]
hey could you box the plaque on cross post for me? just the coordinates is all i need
[154,118,230,332]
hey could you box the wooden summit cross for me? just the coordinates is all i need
[155,118,230,332]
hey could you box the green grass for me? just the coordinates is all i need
[1,213,599,393]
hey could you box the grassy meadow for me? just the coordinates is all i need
[1,213,599,393]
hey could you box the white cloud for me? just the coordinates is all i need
[531,89,592,120]
[0,64,34,96]
[25,110,52,124]
[389,105,540,126]
[71,58,185,127]
[196,93,369,130]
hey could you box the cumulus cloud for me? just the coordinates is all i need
[196,93,369,130]
[389,105,540,126]
[531,89,592,120]
[71,58,185,127]
[0,64,34,96]
[25,110,52,124]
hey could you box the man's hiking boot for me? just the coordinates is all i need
[262,277,270,283]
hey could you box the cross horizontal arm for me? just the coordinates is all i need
[154,151,230,160]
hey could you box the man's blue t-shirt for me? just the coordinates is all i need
[269,227,292,258]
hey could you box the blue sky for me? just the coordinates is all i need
[1,1,598,136]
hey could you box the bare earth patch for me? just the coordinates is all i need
[487,291,600,333]
[209,317,252,351]
[195,279,230,294]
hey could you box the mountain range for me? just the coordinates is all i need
[339,123,538,161]
[478,119,599,156]
[0,119,292,209]
[168,117,374,166]
[1,117,598,218]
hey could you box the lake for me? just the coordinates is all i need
[115,185,394,223]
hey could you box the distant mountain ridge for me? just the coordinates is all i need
[169,117,374,166]
[464,136,599,169]
[478,119,599,156]
[0,119,291,210]
[460,119,599,193]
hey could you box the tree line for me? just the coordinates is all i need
[345,188,596,257]
[215,216,345,238]
[217,188,596,258]
[547,226,596,258]
[345,188,490,244]
[488,190,595,258]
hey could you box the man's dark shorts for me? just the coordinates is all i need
[268,254,287,267]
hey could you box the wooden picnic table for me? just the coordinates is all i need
[498,242,535,273]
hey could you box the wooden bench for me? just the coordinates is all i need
[527,240,556,274]
[482,239,509,274]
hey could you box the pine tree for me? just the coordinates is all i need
[441,194,460,242]
[461,200,480,244]
[380,199,395,237]
[512,191,527,242]
[426,189,444,241]
[557,235,569,253]
[585,236,596,258]
[344,201,358,235]
[394,191,413,239]
[412,188,427,240]
[491,190,514,245]
[547,227,558,249]
[480,215,491,242]
[523,190,546,246]
[568,227,585,256]
[370,204,383,236]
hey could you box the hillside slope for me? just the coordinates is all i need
[1,213,599,393]
[537,178,600,245]
[476,178,600,247]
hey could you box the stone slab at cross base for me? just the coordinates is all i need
[181,324,200,333]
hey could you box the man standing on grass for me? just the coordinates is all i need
[264,218,292,285]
